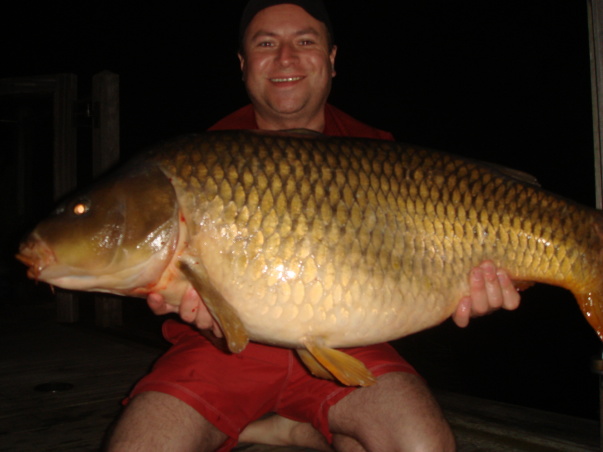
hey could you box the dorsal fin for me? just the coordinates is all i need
[487,162,541,187]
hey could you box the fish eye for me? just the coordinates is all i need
[72,199,90,216]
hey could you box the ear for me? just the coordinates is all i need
[238,52,246,77]
[330,45,338,78]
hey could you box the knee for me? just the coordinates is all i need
[329,372,457,451]
[363,417,456,452]
[409,421,456,452]
[105,391,227,451]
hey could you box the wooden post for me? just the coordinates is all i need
[0,74,78,320]
[52,74,79,323]
[91,71,123,328]
[92,71,120,177]
[587,0,603,449]
[589,0,603,210]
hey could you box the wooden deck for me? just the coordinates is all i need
[0,300,599,452]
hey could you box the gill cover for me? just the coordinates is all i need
[28,162,180,291]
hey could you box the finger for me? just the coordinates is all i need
[180,288,219,331]
[147,293,177,315]
[178,291,198,324]
[497,270,521,311]
[187,291,224,336]
[212,322,224,338]
[452,297,472,328]
[193,302,218,332]
[468,266,489,315]
[481,261,504,310]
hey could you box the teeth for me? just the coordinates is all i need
[271,76,302,82]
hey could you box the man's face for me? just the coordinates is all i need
[239,4,337,127]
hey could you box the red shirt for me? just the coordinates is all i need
[208,104,394,141]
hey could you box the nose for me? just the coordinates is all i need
[276,42,298,66]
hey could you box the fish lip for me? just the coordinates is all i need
[15,235,56,281]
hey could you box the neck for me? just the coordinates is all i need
[253,109,326,133]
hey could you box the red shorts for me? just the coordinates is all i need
[126,319,417,451]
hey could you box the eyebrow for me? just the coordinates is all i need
[250,27,321,42]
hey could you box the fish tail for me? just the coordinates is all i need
[576,213,603,341]
[577,292,603,341]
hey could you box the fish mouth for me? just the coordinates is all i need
[15,235,57,281]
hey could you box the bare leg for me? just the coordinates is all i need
[237,372,454,452]
[239,415,366,451]
[329,372,456,451]
[239,415,334,451]
[105,391,228,452]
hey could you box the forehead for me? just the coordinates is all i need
[244,4,328,41]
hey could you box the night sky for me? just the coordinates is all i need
[3,1,601,419]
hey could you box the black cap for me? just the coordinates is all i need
[239,0,334,46]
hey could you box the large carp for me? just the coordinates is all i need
[16,130,603,386]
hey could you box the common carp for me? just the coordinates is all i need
[16,130,603,386]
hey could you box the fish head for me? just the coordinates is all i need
[16,162,180,295]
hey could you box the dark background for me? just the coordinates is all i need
[2,1,600,420]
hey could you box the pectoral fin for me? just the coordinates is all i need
[178,255,249,353]
[301,339,376,387]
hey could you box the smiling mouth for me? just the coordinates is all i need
[270,76,303,82]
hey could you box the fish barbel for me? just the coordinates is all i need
[16,130,603,386]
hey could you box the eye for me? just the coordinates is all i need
[72,199,91,216]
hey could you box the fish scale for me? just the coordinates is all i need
[16,129,603,386]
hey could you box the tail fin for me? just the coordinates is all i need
[575,214,603,341]
[577,291,603,341]
[578,215,603,341]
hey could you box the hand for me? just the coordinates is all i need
[452,260,521,328]
[147,289,223,337]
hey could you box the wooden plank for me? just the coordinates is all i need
[0,305,160,451]
[588,0,603,210]
[0,74,80,323]
[587,0,603,448]
[1,303,598,451]
[437,390,599,451]
[53,74,80,324]
[91,70,120,177]
[52,74,78,199]
[0,75,63,95]
[91,70,123,328]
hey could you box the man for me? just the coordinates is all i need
[106,2,520,451]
